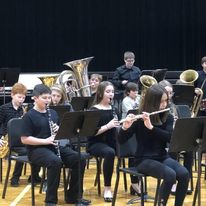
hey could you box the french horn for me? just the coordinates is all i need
[38,75,59,87]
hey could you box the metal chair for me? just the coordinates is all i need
[1,118,35,206]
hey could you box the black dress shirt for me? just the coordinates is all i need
[112,65,141,90]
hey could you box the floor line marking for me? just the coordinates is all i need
[10,184,31,206]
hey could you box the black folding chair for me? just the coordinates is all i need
[1,118,35,206]
[112,132,161,206]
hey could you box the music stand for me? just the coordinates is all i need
[169,117,205,206]
[172,85,195,107]
[152,68,168,82]
[71,96,94,111]
[0,68,21,104]
[55,111,101,206]
[49,105,71,121]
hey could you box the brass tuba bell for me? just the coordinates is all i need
[38,75,59,87]
[63,56,93,97]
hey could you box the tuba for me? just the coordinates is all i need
[179,69,203,117]
[140,75,157,95]
[38,75,59,87]
[57,57,93,101]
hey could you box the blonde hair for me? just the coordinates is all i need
[50,84,67,105]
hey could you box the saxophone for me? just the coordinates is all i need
[46,105,61,158]
[0,135,9,158]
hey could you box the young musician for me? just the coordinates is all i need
[87,81,119,202]
[118,84,189,206]
[89,73,103,96]
[21,84,90,206]
[159,80,194,195]
[0,83,40,186]
[121,82,141,119]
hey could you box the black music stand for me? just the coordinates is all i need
[152,68,168,82]
[55,111,101,206]
[0,68,20,104]
[169,117,205,206]
[49,105,71,121]
[71,96,94,111]
[172,85,195,107]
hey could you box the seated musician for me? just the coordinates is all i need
[196,56,206,116]
[89,73,102,96]
[21,84,91,206]
[118,84,189,206]
[0,83,41,186]
[159,80,193,195]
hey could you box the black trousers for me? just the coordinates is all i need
[88,142,115,186]
[28,146,86,204]
[136,157,189,206]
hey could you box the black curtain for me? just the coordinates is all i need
[0,0,206,72]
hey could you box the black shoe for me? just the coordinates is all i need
[65,198,91,205]
[28,176,42,184]
[11,178,19,187]
[130,185,141,196]
[104,197,113,202]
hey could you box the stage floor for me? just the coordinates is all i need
[0,157,206,206]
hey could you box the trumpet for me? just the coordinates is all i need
[119,108,170,124]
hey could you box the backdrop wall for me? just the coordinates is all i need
[0,0,206,72]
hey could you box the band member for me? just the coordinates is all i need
[0,83,41,186]
[121,82,141,119]
[50,83,73,108]
[118,84,189,206]
[87,81,120,202]
[21,84,90,206]
[159,80,193,195]
[89,73,103,96]
[112,51,141,91]
[196,56,206,116]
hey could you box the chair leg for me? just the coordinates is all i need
[96,157,101,196]
[63,167,67,202]
[30,164,35,206]
[154,179,161,206]
[2,159,11,198]
[23,163,27,175]
[112,164,120,206]
[122,158,128,191]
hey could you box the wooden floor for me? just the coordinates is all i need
[0,158,206,206]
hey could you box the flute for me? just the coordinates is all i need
[119,108,170,124]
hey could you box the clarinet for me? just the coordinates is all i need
[46,105,61,158]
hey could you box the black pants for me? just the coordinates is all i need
[88,142,115,186]
[28,146,86,204]
[11,147,40,182]
[136,157,189,206]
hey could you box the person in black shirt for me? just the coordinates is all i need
[87,81,120,202]
[21,84,90,206]
[112,51,141,91]
[118,84,189,206]
[196,56,206,116]
[0,83,40,186]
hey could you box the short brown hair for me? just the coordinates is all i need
[11,83,27,95]
[125,82,138,96]
[124,51,135,60]
[90,73,103,82]
[201,56,206,65]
